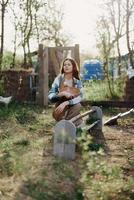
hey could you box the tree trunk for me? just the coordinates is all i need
[34,13,40,45]
[26,0,33,67]
[0,4,5,69]
[27,40,32,67]
[104,58,113,97]
[22,43,27,67]
[12,26,17,68]
[126,0,134,68]
[0,0,9,69]
[117,39,122,75]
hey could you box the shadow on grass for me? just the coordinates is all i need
[13,151,84,200]
[13,129,81,197]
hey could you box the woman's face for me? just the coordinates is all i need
[63,60,73,74]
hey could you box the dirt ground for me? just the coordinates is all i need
[104,118,134,178]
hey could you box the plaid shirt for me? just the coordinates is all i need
[48,74,83,105]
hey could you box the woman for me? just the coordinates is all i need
[48,58,83,126]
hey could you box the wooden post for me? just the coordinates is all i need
[71,47,75,59]
[91,106,103,131]
[50,48,60,75]
[37,44,48,106]
[74,44,80,68]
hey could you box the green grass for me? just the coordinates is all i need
[0,103,81,199]
[0,103,133,200]
[77,129,134,200]
[82,77,125,101]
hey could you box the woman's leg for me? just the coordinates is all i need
[65,103,83,126]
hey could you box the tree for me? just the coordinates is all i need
[9,0,69,68]
[9,1,19,68]
[0,0,10,69]
[125,0,134,68]
[35,0,69,47]
[18,0,34,67]
[96,16,116,97]
[106,0,125,75]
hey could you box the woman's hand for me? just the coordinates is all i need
[55,101,69,114]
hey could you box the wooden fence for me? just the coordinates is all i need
[0,70,33,102]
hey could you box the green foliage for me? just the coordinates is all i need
[1,51,13,69]
[1,51,23,70]
[83,76,125,101]
[77,129,93,152]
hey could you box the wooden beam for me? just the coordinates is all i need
[74,44,80,68]
[104,108,134,125]
[48,46,75,51]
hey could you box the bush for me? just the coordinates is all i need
[1,51,23,70]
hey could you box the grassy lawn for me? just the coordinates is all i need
[0,102,134,200]
[83,77,125,101]
[0,103,82,200]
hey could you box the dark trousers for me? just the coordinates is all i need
[63,103,82,126]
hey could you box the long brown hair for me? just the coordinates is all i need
[60,58,80,80]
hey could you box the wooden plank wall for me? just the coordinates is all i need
[37,44,49,107]
[48,44,80,84]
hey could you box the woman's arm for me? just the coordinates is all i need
[48,75,61,103]
[68,79,83,105]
